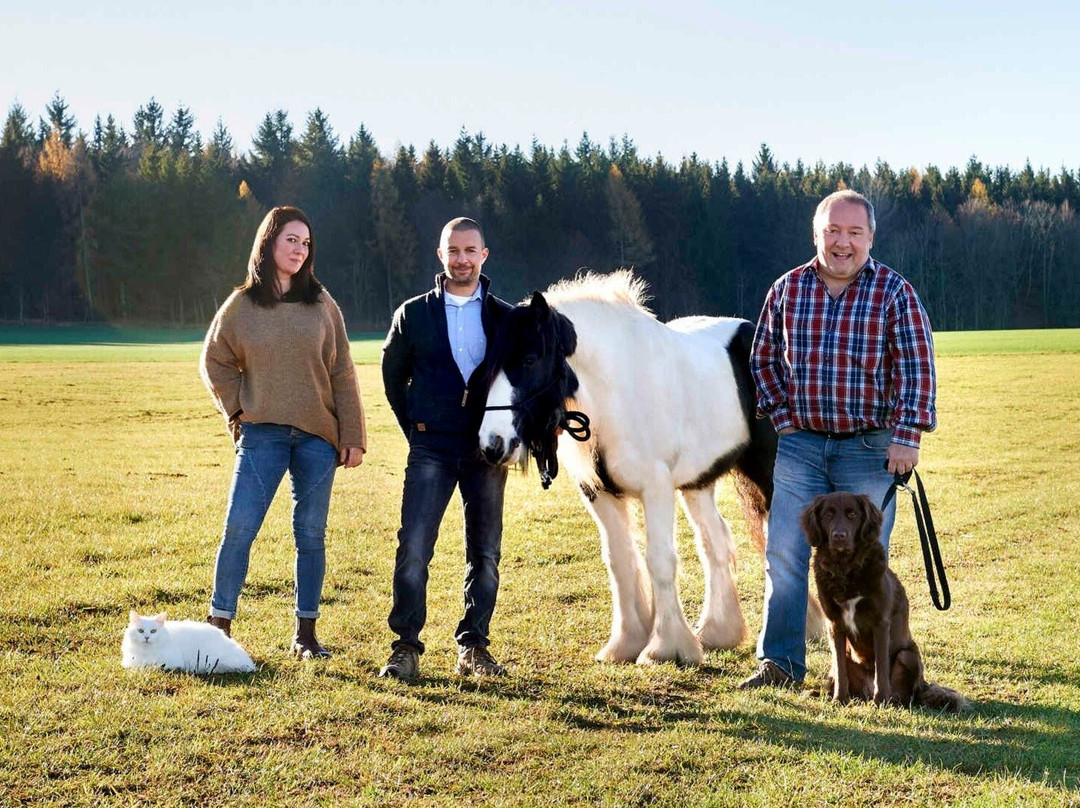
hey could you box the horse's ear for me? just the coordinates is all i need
[857,494,883,543]
[529,291,551,322]
[554,311,577,356]
[800,496,828,548]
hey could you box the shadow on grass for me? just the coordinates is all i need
[718,697,1079,792]
[960,653,1080,689]
[352,653,1079,793]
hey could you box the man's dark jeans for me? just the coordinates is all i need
[389,444,508,654]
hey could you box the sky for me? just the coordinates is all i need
[4,0,1078,174]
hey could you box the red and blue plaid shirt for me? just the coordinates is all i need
[751,258,936,448]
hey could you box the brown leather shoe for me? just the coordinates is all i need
[739,660,798,690]
[291,617,331,659]
[207,615,232,637]
[456,645,507,677]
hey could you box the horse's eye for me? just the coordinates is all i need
[523,355,537,368]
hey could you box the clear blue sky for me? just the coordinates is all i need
[5,0,1078,173]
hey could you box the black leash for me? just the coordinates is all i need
[881,468,951,611]
[483,376,591,490]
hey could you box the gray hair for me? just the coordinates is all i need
[813,190,876,234]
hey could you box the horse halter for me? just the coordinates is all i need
[484,370,591,489]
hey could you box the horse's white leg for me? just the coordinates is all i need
[581,489,652,663]
[679,486,746,649]
[637,480,703,666]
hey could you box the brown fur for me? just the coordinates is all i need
[802,492,968,712]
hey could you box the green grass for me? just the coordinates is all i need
[1,331,1079,806]
[2,325,1078,364]
[933,328,1080,355]
[0,326,386,364]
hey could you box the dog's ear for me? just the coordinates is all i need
[801,496,828,548]
[857,494,883,543]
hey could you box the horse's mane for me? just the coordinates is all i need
[542,269,654,315]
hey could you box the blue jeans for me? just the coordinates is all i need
[389,445,508,654]
[756,428,898,681]
[210,423,338,620]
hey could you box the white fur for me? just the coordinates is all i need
[838,596,863,637]
[121,610,256,674]
[480,271,761,666]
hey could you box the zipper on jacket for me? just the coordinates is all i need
[461,390,469,407]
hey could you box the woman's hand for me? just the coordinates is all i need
[339,446,364,468]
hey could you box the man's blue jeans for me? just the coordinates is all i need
[389,445,508,654]
[756,428,898,681]
[210,423,338,620]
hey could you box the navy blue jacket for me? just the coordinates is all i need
[382,273,512,453]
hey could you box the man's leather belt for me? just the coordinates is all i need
[803,428,868,440]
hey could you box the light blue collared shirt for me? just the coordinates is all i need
[444,285,486,382]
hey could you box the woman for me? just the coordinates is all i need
[200,206,366,659]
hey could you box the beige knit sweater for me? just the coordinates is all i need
[200,289,367,451]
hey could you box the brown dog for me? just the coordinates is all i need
[802,492,967,712]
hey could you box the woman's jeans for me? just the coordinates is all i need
[388,444,508,654]
[756,428,898,681]
[210,423,338,620]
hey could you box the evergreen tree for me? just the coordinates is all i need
[2,103,36,164]
[132,98,167,148]
[243,109,295,205]
[168,105,197,156]
[44,92,76,148]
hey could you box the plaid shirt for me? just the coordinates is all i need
[751,258,936,448]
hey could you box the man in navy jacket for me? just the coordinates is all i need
[379,217,513,681]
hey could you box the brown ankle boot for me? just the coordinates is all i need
[291,617,330,659]
[207,615,232,637]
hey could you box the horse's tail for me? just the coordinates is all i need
[732,468,768,554]
[728,321,778,555]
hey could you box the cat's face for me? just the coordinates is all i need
[126,610,168,646]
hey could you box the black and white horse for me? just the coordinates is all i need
[479,271,784,666]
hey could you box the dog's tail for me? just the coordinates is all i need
[915,681,970,713]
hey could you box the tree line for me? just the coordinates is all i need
[2,93,1079,331]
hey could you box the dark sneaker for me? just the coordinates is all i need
[456,645,507,677]
[738,660,798,690]
[378,647,419,681]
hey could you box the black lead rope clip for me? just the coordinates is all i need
[881,466,951,611]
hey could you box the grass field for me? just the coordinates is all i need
[1,327,1078,806]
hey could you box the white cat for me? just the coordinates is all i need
[121,610,256,674]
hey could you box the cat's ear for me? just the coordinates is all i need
[152,612,166,624]
[129,609,140,624]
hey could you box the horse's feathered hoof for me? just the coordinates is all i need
[636,637,704,667]
[695,616,746,650]
[595,635,648,663]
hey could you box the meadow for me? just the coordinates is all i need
[0,327,1078,806]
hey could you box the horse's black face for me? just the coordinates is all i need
[479,292,578,473]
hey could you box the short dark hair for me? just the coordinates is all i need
[440,216,485,247]
[240,206,323,307]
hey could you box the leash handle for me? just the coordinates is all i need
[882,469,951,611]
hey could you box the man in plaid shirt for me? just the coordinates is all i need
[741,189,937,690]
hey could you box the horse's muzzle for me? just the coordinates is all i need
[480,435,520,465]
